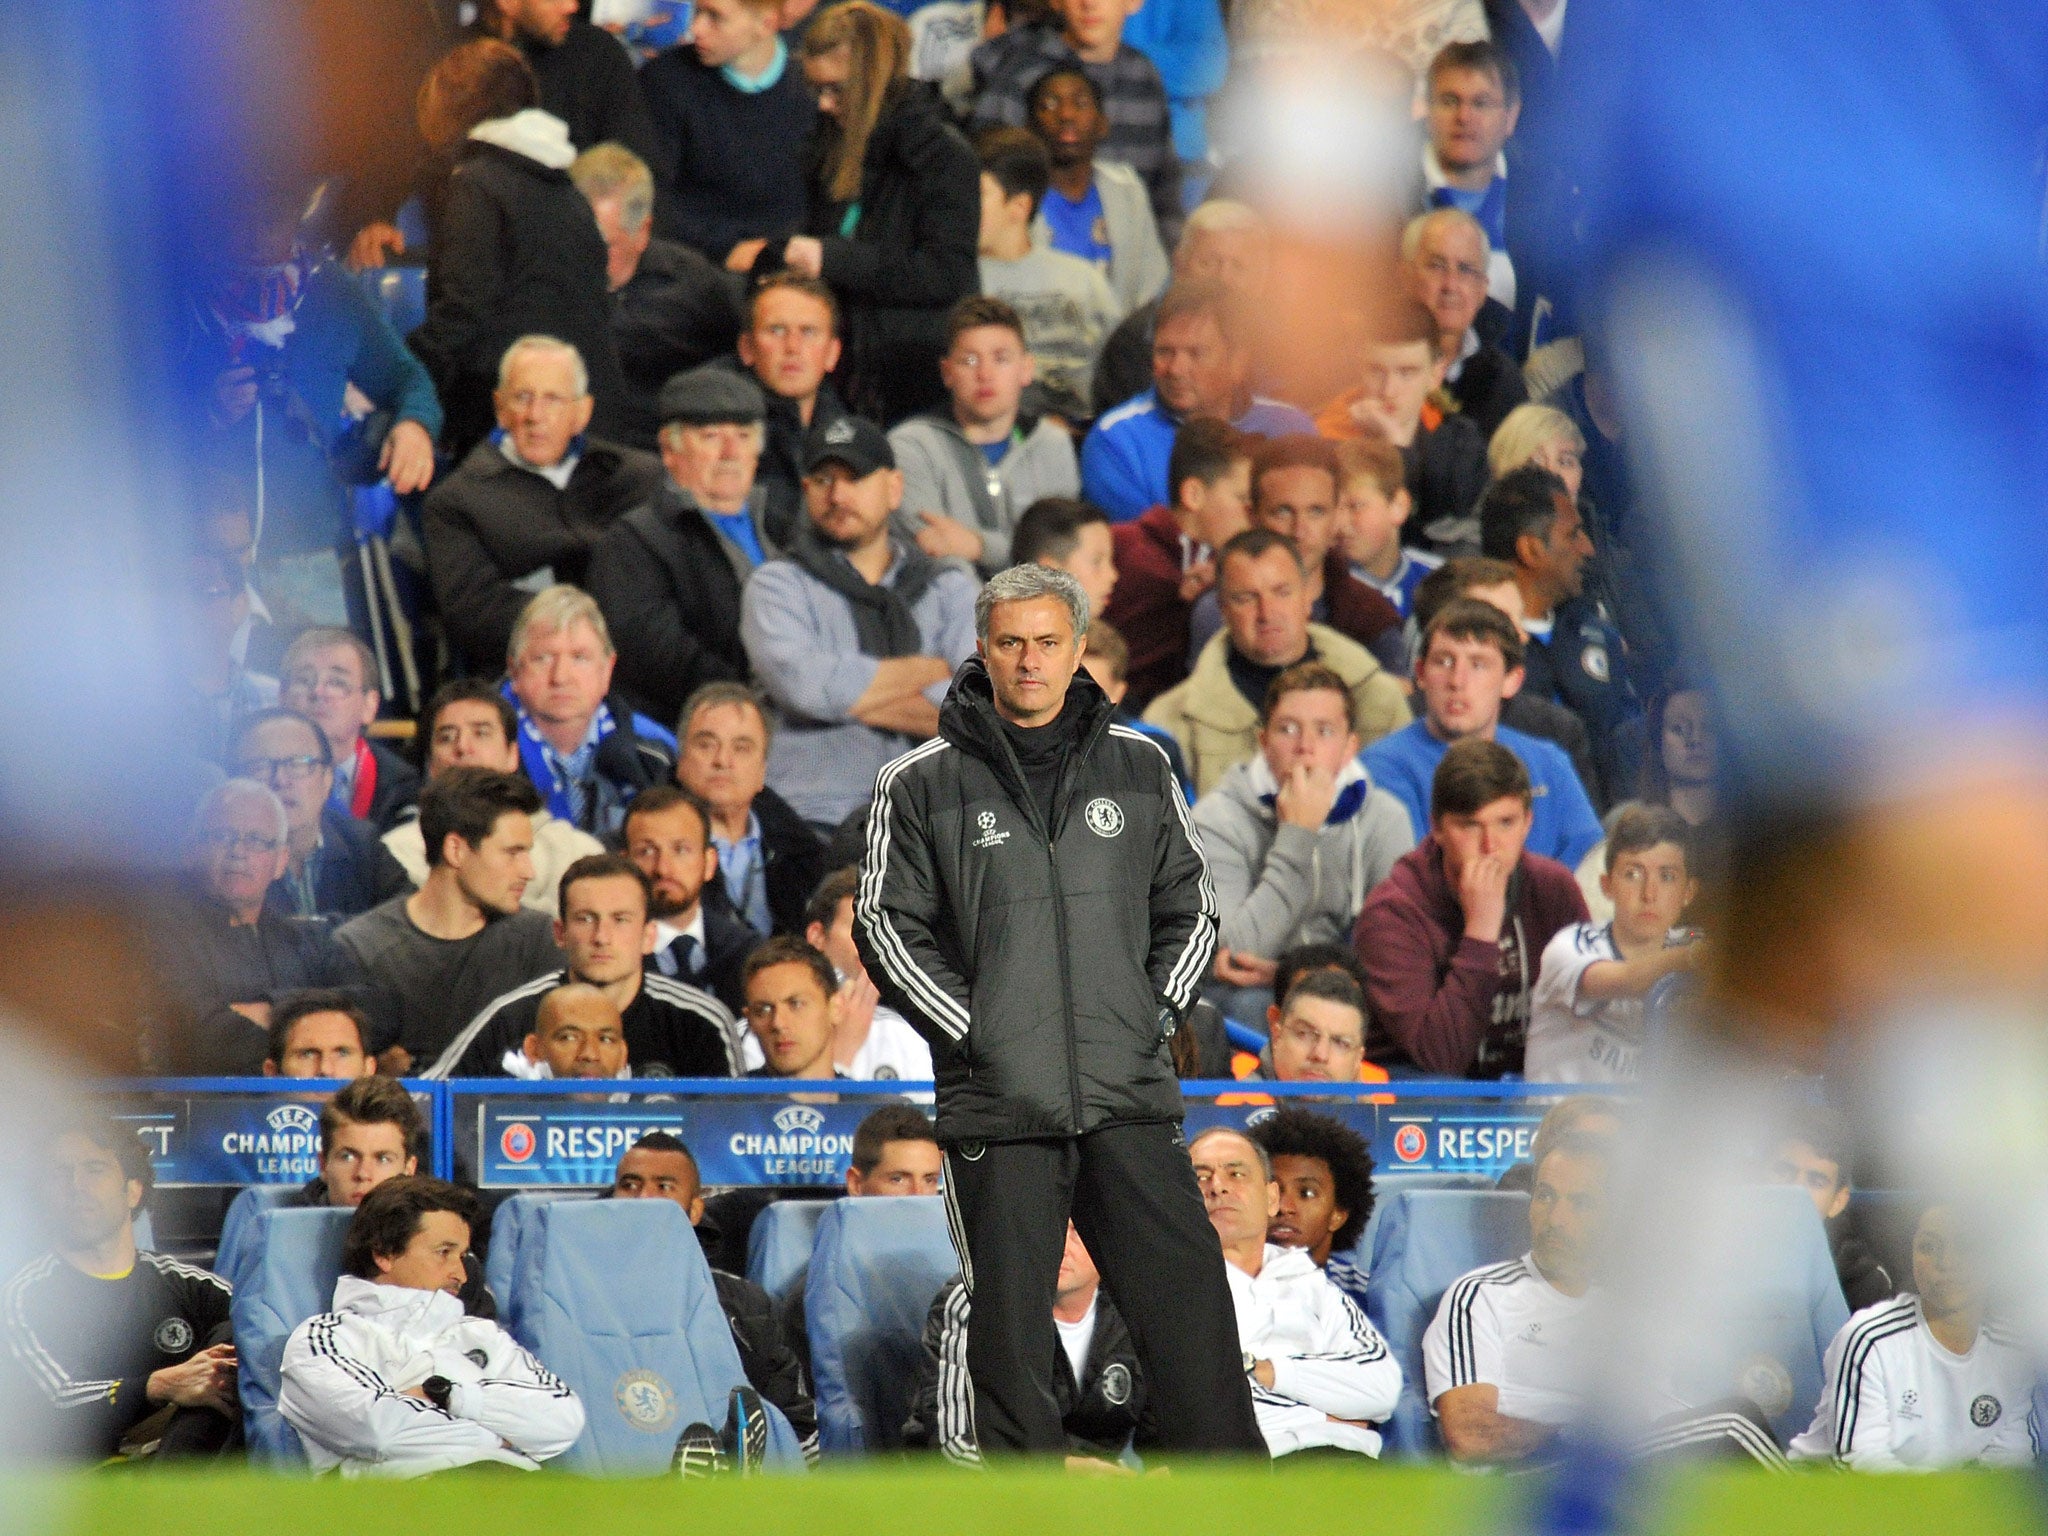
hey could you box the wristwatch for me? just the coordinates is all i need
[1157,1003,1182,1043]
[422,1374,455,1411]
[1242,1350,1258,1377]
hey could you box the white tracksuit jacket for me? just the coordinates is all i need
[279,1275,585,1477]
[1227,1243,1404,1457]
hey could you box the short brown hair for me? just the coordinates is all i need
[1335,438,1404,499]
[418,768,542,868]
[621,782,713,846]
[417,39,537,151]
[946,294,1025,350]
[1368,297,1442,353]
[749,270,840,335]
[1251,433,1340,499]
[1604,803,1692,873]
[742,934,838,1001]
[851,1104,936,1174]
[1260,661,1355,730]
[268,991,371,1068]
[1421,596,1526,670]
[1431,736,1532,821]
[804,866,860,935]
[558,852,653,922]
[342,1176,477,1280]
[321,1076,426,1163]
[1168,417,1250,505]
[1083,619,1129,684]
[679,681,771,749]
[1411,556,1520,633]
[1156,280,1247,351]
[1218,526,1305,583]
[1428,38,1520,107]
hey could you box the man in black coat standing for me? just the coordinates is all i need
[855,563,1262,1458]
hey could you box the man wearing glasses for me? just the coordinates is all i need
[1401,209,1526,441]
[423,336,661,674]
[279,626,419,831]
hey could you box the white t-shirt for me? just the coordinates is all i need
[1527,921,1692,1084]
[739,1000,934,1082]
[1054,1296,1100,1390]
[1421,1254,1593,1425]
[1790,1295,2035,1470]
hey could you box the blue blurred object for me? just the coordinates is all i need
[1222,1016,1264,1053]
[393,195,430,253]
[362,264,427,338]
[351,481,401,542]
[231,1205,353,1464]
[748,1198,833,1302]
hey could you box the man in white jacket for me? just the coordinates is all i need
[280,1177,585,1477]
[1190,1126,1402,1458]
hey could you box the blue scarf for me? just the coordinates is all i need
[504,682,615,824]
[1431,175,1508,259]
[1248,756,1372,825]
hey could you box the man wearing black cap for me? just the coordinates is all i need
[739,416,979,833]
[588,364,781,729]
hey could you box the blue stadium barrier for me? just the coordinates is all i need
[805,1195,958,1454]
[232,1205,353,1465]
[1222,1017,1265,1053]
[747,1198,833,1302]
[508,1197,803,1474]
[1364,1188,1533,1458]
[214,1184,298,1291]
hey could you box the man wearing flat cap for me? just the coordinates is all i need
[588,364,782,728]
[425,335,664,673]
[740,416,981,835]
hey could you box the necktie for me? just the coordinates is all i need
[658,932,700,978]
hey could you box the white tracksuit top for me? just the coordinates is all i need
[1226,1243,1404,1457]
[280,1275,585,1477]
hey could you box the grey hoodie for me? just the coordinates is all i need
[1191,756,1416,958]
[888,411,1080,574]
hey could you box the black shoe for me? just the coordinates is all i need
[723,1385,768,1475]
[672,1421,725,1478]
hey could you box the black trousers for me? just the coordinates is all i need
[941,1121,1264,1457]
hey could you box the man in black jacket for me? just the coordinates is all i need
[587,365,774,730]
[474,0,657,162]
[855,563,1262,1457]
[725,274,849,547]
[676,682,826,937]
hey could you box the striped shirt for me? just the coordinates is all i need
[1421,1253,1591,1425]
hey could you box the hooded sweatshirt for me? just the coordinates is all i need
[1193,755,1415,958]
[888,410,1080,574]
[1352,835,1587,1078]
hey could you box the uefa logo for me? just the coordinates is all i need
[774,1104,826,1135]
[978,811,996,831]
[1392,1123,1427,1163]
[1243,1106,1277,1127]
[500,1122,537,1163]
[266,1104,319,1135]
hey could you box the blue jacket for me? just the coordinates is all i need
[1361,719,1603,869]
[1079,388,1317,523]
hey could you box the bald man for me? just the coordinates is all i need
[514,983,630,1088]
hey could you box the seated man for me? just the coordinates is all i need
[1362,598,1602,867]
[3,1115,235,1461]
[229,707,409,922]
[1403,208,1526,440]
[740,417,979,833]
[1228,969,1388,1088]
[727,273,849,547]
[424,336,662,674]
[1354,738,1588,1079]
[1104,417,1252,711]
[147,777,361,1074]
[741,936,847,1084]
[675,682,827,939]
[502,585,676,839]
[1190,1126,1402,1459]
[1189,435,1406,678]
[1791,1204,2031,1470]
[569,144,745,451]
[974,127,1123,424]
[906,1222,1145,1464]
[1766,1105,1897,1313]
[279,1177,585,1477]
[1023,68,1168,319]
[1082,281,1314,523]
[625,785,758,1016]
[502,983,631,1086]
[588,365,774,727]
[1527,804,1702,1084]
[1316,300,1489,552]
[383,679,605,915]
[278,627,419,830]
[277,1077,495,1317]
[611,1133,820,1460]
[738,868,934,1081]
[1417,41,1526,317]
[429,851,740,1080]
[890,296,1081,575]
[1250,1108,1377,1313]
[263,990,375,1079]
[335,769,564,1076]
[1013,496,1119,626]
[1144,530,1410,797]
[1194,661,1414,1007]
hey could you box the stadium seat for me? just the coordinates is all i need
[213,1185,297,1291]
[747,1198,833,1301]
[1355,1172,1500,1274]
[1363,1188,1531,1458]
[132,1210,155,1252]
[362,266,427,338]
[805,1195,958,1454]
[231,1205,353,1464]
[485,1190,601,1325]
[507,1197,804,1475]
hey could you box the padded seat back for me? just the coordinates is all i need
[805,1196,958,1454]
[486,1190,599,1330]
[231,1206,352,1464]
[747,1199,833,1301]
[1355,1172,1500,1274]
[1364,1189,1531,1458]
[214,1185,298,1292]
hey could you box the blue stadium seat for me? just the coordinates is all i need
[231,1205,353,1465]
[132,1210,156,1252]
[805,1195,958,1454]
[1363,1188,1532,1458]
[507,1197,804,1475]
[362,266,427,338]
[213,1185,297,1291]
[485,1190,601,1326]
[1355,1172,1500,1274]
[747,1199,833,1301]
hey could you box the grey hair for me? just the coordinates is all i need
[568,142,654,234]
[1400,205,1491,263]
[975,563,1090,641]
[195,777,288,847]
[1181,198,1265,246]
[496,335,589,398]
[1190,1125,1274,1182]
[508,583,615,670]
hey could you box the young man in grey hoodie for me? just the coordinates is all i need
[1194,660,1414,1022]
[889,296,1081,578]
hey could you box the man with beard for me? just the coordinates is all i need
[624,785,757,1016]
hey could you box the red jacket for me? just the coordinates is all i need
[1352,834,1588,1079]
[1105,504,1198,711]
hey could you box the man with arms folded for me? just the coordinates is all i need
[279,1177,584,1476]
